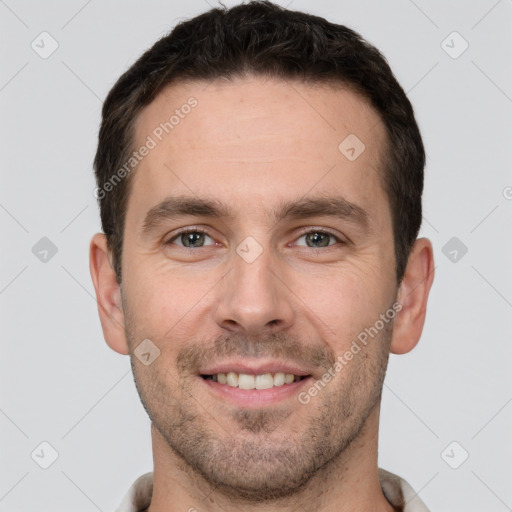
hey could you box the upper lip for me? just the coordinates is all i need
[199,360,312,377]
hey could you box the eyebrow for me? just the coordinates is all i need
[140,194,370,236]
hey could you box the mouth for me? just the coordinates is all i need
[201,372,308,389]
[198,363,313,407]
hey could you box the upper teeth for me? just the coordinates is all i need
[211,372,298,389]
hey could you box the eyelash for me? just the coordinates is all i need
[165,226,344,249]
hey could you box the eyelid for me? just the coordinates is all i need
[294,226,344,239]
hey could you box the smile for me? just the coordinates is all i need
[201,372,307,389]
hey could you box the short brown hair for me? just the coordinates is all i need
[93,0,425,284]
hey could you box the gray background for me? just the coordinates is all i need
[1,0,511,510]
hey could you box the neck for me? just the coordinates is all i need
[146,404,395,512]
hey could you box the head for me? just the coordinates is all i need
[94,1,425,286]
[90,0,434,504]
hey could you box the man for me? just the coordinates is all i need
[89,1,435,510]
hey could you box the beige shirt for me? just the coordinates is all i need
[115,469,431,511]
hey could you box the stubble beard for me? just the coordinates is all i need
[126,316,393,504]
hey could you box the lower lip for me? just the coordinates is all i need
[200,376,312,407]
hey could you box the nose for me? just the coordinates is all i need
[213,243,295,336]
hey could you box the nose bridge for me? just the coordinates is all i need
[214,236,294,334]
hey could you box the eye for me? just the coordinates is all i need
[294,230,342,248]
[166,228,216,248]
[165,228,344,250]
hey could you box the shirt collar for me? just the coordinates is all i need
[116,469,431,512]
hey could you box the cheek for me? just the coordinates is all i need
[295,262,394,351]
[125,260,216,343]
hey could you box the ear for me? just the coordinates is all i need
[391,238,435,355]
[89,233,129,355]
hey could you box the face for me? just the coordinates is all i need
[119,76,398,500]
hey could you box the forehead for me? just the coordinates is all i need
[135,76,385,160]
[127,76,389,227]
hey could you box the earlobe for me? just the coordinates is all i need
[390,238,435,355]
[89,233,130,355]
